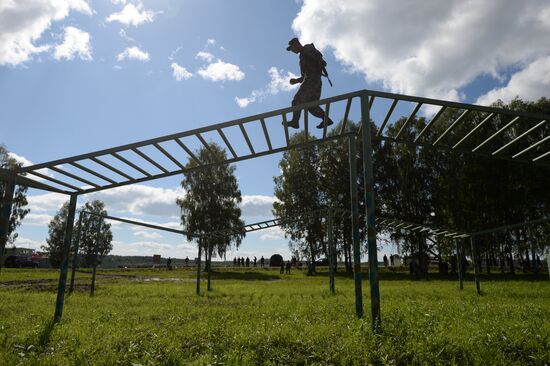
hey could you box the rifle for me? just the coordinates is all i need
[322,67,333,87]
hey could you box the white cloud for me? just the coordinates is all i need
[106,2,155,27]
[477,56,550,105]
[110,240,195,257]
[27,193,68,212]
[12,236,43,250]
[195,51,214,63]
[258,226,285,241]
[206,38,216,46]
[54,26,92,61]
[235,67,299,108]
[0,0,92,66]
[119,28,134,42]
[240,195,277,218]
[292,0,550,103]
[171,62,192,81]
[22,213,53,226]
[134,230,163,239]
[117,46,149,61]
[111,0,127,5]
[198,60,245,82]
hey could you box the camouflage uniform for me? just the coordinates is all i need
[291,44,330,124]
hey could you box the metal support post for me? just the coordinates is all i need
[207,241,212,291]
[0,179,16,273]
[348,134,363,318]
[196,238,202,295]
[54,194,78,323]
[69,211,85,294]
[90,219,101,296]
[456,239,463,290]
[328,209,335,294]
[361,93,381,329]
[470,236,481,295]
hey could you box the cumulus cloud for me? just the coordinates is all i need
[235,67,299,108]
[292,0,550,103]
[477,56,550,105]
[54,26,92,61]
[196,51,214,63]
[134,230,163,239]
[258,226,285,241]
[171,62,193,81]
[198,60,245,82]
[240,195,277,218]
[106,2,155,27]
[22,213,53,226]
[12,237,43,250]
[110,240,195,257]
[0,0,92,66]
[117,46,149,61]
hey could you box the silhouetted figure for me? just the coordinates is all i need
[383,254,389,267]
[241,257,245,267]
[260,256,265,268]
[167,257,172,271]
[246,257,250,267]
[280,261,285,274]
[233,257,237,267]
[185,256,189,267]
[284,38,333,130]
[390,254,394,267]
[253,256,257,267]
[285,261,291,274]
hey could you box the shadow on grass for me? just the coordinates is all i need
[209,270,281,281]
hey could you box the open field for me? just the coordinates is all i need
[0,268,549,365]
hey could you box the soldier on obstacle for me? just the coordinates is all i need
[284,37,334,130]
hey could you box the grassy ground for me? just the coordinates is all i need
[0,267,548,365]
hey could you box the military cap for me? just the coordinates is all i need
[286,37,300,51]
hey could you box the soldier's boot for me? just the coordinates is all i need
[282,110,301,129]
[316,117,334,129]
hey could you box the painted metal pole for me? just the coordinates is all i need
[361,93,381,329]
[328,209,335,294]
[456,239,463,290]
[348,134,363,318]
[54,193,78,323]
[0,179,16,274]
[207,241,212,291]
[470,236,481,295]
[90,219,101,296]
[69,211,85,294]
[196,238,202,295]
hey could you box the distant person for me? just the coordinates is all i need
[383,254,389,267]
[253,256,257,267]
[246,257,250,267]
[389,254,394,267]
[167,257,172,271]
[280,261,285,274]
[285,261,291,274]
[241,257,245,267]
[185,256,189,267]
[283,37,334,130]
[233,257,237,267]
[260,256,265,268]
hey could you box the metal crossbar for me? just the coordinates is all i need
[7,89,550,196]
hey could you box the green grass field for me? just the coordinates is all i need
[0,268,549,365]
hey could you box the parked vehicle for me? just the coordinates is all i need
[4,255,39,268]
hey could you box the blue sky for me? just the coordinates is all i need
[2,0,550,261]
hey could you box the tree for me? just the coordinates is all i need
[43,200,113,268]
[42,201,70,268]
[76,200,113,267]
[273,132,324,263]
[177,143,245,264]
[0,145,30,245]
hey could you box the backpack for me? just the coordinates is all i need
[303,44,332,86]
